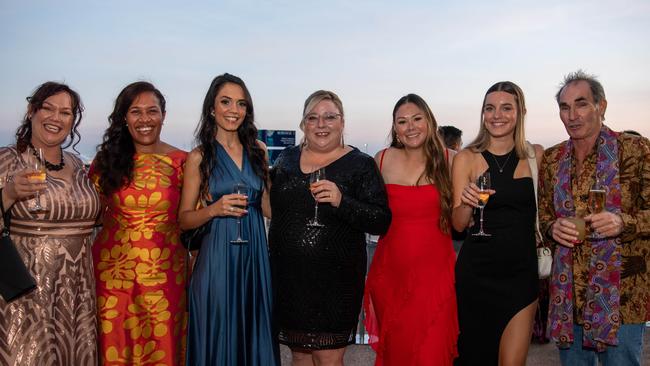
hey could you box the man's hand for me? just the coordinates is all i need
[585,211,624,238]
[550,218,584,248]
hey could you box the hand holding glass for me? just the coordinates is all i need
[565,217,586,243]
[27,147,47,212]
[587,177,606,238]
[472,172,491,237]
[307,168,326,228]
[230,182,248,244]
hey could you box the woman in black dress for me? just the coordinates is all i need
[269,90,391,366]
[451,81,543,365]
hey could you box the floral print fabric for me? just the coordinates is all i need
[90,151,187,366]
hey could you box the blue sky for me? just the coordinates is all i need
[1,0,649,160]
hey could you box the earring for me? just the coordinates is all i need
[210,111,215,117]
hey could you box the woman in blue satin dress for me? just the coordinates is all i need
[179,73,279,365]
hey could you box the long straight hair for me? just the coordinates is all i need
[466,81,530,159]
[390,94,452,234]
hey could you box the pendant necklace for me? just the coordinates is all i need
[491,149,513,173]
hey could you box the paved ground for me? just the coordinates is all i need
[280,331,650,365]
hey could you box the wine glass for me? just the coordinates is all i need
[472,171,491,237]
[230,182,248,244]
[307,167,326,228]
[27,147,47,212]
[588,176,606,238]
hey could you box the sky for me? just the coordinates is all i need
[1,0,649,161]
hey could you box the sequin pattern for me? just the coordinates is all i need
[269,146,391,349]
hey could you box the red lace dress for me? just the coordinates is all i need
[364,153,458,365]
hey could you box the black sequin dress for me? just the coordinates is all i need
[269,146,391,349]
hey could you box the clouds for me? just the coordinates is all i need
[0,0,648,157]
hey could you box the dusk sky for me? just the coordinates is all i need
[1,0,648,160]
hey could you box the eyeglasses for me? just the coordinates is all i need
[303,112,342,125]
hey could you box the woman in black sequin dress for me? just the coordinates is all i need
[269,90,391,365]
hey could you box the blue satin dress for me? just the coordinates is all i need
[187,142,279,366]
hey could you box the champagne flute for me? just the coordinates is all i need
[588,176,606,238]
[307,167,326,228]
[230,182,248,244]
[472,171,491,237]
[27,147,47,212]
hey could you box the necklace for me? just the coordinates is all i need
[28,142,65,171]
[491,149,513,173]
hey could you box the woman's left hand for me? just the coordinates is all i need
[310,179,342,208]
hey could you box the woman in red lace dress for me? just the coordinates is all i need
[364,94,458,365]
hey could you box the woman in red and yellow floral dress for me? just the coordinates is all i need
[90,82,187,366]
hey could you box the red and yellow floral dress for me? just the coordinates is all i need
[90,151,187,366]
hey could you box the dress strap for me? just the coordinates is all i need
[379,149,387,172]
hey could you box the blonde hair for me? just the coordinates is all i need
[466,81,531,159]
[299,90,345,147]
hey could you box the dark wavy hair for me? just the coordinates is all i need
[16,81,84,153]
[94,81,166,197]
[196,73,268,198]
[390,94,452,234]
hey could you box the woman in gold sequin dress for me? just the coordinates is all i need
[90,82,188,366]
[0,82,101,365]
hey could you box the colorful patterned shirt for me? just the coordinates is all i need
[539,130,650,324]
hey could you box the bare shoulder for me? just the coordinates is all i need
[373,147,389,165]
[186,147,203,166]
[454,148,476,165]
[531,143,544,160]
[157,141,184,154]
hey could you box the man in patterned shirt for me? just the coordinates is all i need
[538,70,650,365]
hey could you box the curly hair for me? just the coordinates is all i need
[93,81,166,197]
[195,73,268,199]
[16,81,84,153]
[389,94,452,234]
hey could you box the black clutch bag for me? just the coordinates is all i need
[180,223,209,251]
[0,188,36,302]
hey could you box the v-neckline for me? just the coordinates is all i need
[216,140,245,173]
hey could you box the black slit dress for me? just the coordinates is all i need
[455,150,539,365]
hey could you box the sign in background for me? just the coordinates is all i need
[258,129,296,166]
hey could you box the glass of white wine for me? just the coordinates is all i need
[230,182,248,244]
[307,167,326,228]
[588,176,606,238]
[27,147,47,212]
[472,171,491,237]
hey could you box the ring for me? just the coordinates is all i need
[229,206,234,212]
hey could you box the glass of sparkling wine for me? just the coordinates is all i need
[230,182,248,244]
[27,147,47,212]
[307,167,326,228]
[472,171,491,237]
[588,176,606,238]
